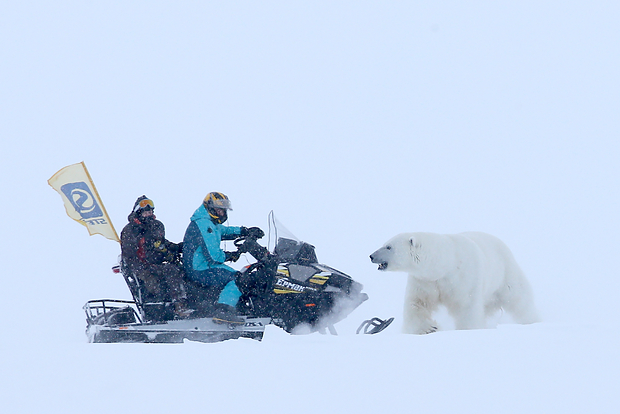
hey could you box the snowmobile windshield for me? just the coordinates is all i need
[267,211,317,264]
[267,211,300,251]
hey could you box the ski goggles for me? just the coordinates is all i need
[133,198,154,212]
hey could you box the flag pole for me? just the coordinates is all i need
[81,161,120,242]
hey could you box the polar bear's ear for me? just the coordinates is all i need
[409,237,421,249]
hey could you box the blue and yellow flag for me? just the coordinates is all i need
[48,162,119,242]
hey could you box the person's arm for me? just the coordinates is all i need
[120,226,139,261]
[221,225,242,241]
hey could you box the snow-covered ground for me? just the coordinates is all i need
[4,322,619,414]
[2,2,620,413]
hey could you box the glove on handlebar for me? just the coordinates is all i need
[225,250,241,262]
[241,226,265,239]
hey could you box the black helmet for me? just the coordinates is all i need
[129,195,154,221]
[133,195,154,213]
[203,192,232,224]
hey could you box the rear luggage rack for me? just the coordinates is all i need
[84,299,142,326]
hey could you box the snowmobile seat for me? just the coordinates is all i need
[119,262,146,303]
[119,261,177,322]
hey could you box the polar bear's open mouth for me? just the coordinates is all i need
[377,262,388,271]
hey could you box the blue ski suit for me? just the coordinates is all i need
[183,204,243,306]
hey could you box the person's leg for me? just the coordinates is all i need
[136,268,163,299]
[206,268,244,324]
[217,280,242,307]
[161,263,187,301]
[193,267,240,306]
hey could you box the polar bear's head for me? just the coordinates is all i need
[370,233,424,273]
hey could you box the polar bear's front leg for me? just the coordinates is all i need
[403,301,438,334]
[451,301,486,330]
[402,278,439,334]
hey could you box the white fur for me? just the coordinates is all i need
[370,232,540,334]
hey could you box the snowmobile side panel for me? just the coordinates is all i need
[86,316,271,344]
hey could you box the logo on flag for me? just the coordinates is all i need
[60,181,104,221]
[48,162,119,242]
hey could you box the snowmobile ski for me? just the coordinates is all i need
[356,317,394,334]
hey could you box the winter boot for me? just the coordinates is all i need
[212,303,244,325]
[173,301,195,319]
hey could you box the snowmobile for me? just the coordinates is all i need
[83,223,369,343]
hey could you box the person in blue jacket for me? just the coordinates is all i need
[183,192,264,323]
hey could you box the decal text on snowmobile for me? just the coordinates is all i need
[274,278,311,292]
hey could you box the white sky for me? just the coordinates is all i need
[1,0,619,348]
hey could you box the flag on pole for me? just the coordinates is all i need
[48,162,120,242]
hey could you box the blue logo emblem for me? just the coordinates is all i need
[60,182,104,221]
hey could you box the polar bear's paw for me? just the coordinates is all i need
[416,325,438,335]
[403,321,438,335]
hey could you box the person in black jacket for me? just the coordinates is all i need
[120,196,190,318]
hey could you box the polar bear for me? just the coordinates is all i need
[370,232,540,334]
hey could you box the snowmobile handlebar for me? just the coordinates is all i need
[233,235,271,262]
